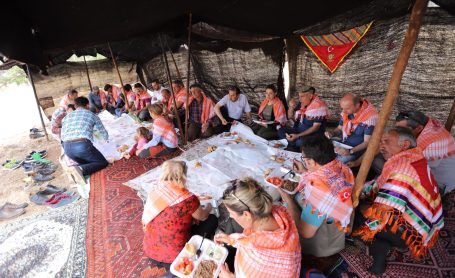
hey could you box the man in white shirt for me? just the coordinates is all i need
[150,79,165,103]
[214,85,252,132]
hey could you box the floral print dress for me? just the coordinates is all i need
[143,195,199,263]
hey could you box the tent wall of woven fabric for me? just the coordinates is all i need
[143,39,285,110]
[30,59,139,99]
[288,8,455,132]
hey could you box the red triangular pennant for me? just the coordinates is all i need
[301,21,373,73]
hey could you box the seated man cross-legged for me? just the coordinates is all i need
[186,83,221,141]
[214,85,252,132]
[354,127,444,275]
[278,86,330,152]
[88,86,104,113]
[133,83,153,121]
[326,93,378,164]
[61,96,109,179]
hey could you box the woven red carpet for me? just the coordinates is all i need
[336,191,455,278]
[86,154,180,278]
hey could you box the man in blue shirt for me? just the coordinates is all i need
[325,93,378,164]
[61,96,109,178]
[278,87,330,152]
[88,86,104,113]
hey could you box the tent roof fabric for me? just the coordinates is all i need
[1,0,453,69]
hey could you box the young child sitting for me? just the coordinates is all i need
[123,127,151,159]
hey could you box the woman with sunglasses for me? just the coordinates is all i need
[215,177,301,278]
[142,160,218,267]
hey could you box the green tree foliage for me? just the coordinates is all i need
[0,66,28,88]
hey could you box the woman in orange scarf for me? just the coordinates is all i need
[215,177,301,278]
[142,160,218,266]
[252,84,287,140]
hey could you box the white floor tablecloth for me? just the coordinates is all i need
[125,123,300,201]
[93,111,152,162]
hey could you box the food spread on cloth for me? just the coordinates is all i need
[93,111,150,161]
[125,122,301,202]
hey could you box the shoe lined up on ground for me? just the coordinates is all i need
[22,160,57,174]
[29,128,44,139]
[30,150,48,157]
[30,185,78,208]
[33,173,55,182]
[25,151,50,164]
[0,202,28,220]
[37,168,56,176]
[2,159,23,170]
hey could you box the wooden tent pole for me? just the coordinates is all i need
[26,64,49,141]
[352,0,429,207]
[159,35,185,144]
[83,56,93,92]
[107,42,129,110]
[184,12,192,145]
[168,43,182,80]
[445,98,455,132]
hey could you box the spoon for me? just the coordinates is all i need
[196,233,206,259]
[281,169,292,179]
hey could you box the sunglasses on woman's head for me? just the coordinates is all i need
[222,179,251,212]
[300,155,308,170]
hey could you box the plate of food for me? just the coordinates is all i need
[264,168,300,194]
[117,144,129,153]
[171,235,228,278]
[268,139,288,149]
[207,145,217,153]
[270,155,286,164]
[219,132,239,141]
[194,161,202,169]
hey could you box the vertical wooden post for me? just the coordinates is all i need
[168,44,182,80]
[107,42,129,110]
[83,56,93,92]
[445,98,455,132]
[352,0,429,207]
[160,35,185,144]
[184,12,193,145]
[26,64,49,141]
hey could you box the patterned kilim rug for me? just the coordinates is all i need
[332,191,455,278]
[86,153,181,278]
[0,199,88,277]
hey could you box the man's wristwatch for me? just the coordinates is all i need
[349,149,354,155]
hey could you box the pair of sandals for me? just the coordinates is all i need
[29,128,45,139]
[25,152,50,164]
[30,185,80,208]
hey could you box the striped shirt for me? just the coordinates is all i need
[61,108,109,142]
